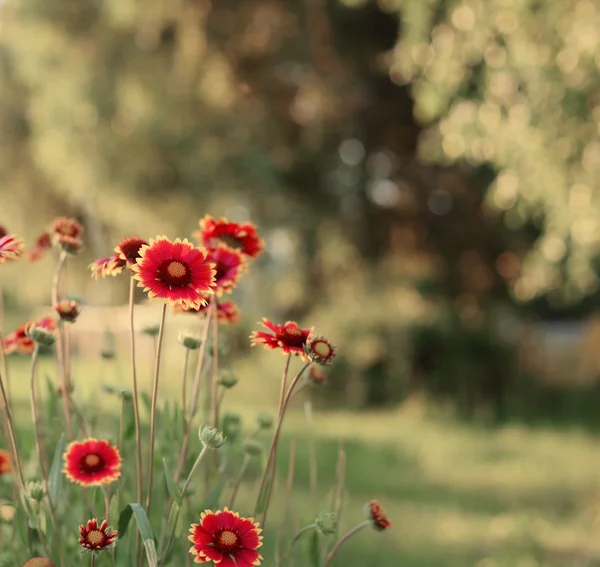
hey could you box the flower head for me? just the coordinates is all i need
[29,231,52,262]
[304,335,336,365]
[188,508,263,566]
[205,244,247,295]
[132,236,216,309]
[63,439,121,486]
[0,234,25,265]
[0,449,12,474]
[51,217,83,253]
[173,298,241,325]
[3,317,57,355]
[79,519,117,551]
[194,215,264,258]
[89,256,126,279]
[55,299,81,323]
[366,500,391,531]
[198,425,226,449]
[22,558,55,567]
[250,319,312,358]
[115,236,148,267]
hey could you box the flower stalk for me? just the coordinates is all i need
[323,521,370,567]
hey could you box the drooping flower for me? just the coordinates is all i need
[63,439,121,486]
[51,217,83,253]
[78,519,117,551]
[132,236,216,309]
[366,500,391,531]
[22,558,56,567]
[3,316,57,355]
[29,231,52,262]
[173,298,241,325]
[55,299,81,323]
[206,244,247,295]
[0,449,12,474]
[188,508,263,566]
[194,215,264,258]
[88,256,126,279]
[0,234,25,265]
[304,335,336,365]
[250,319,312,358]
[115,236,148,267]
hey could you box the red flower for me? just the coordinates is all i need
[173,298,241,325]
[250,319,312,358]
[115,236,148,267]
[79,518,117,551]
[206,244,247,295]
[0,234,25,265]
[132,236,216,309]
[29,231,52,262]
[194,215,264,258]
[63,439,121,486]
[367,500,391,531]
[55,299,81,323]
[51,217,83,239]
[304,335,336,365]
[188,508,263,566]
[89,256,126,279]
[0,449,12,474]
[3,316,56,355]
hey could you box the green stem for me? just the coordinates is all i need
[145,302,168,515]
[181,347,190,434]
[277,524,317,567]
[29,344,47,480]
[228,454,250,509]
[323,521,370,567]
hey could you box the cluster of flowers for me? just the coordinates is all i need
[0,215,390,567]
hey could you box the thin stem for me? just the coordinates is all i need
[29,344,48,480]
[0,288,12,415]
[91,551,96,567]
[145,302,168,515]
[228,454,250,509]
[277,523,316,567]
[181,347,190,435]
[323,522,370,567]
[252,354,292,517]
[211,298,220,432]
[127,276,144,506]
[258,362,312,525]
[277,439,296,562]
[159,445,210,566]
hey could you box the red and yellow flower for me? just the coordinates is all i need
[51,217,83,253]
[63,439,121,486]
[188,508,263,566]
[115,236,148,267]
[0,449,12,474]
[194,215,264,258]
[206,244,247,295]
[367,500,391,530]
[0,234,25,265]
[304,335,336,365]
[250,319,312,358]
[29,231,52,262]
[55,299,81,323]
[78,518,117,551]
[3,316,57,355]
[89,256,126,279]
[132,236,216,309]
[173,298,241,325]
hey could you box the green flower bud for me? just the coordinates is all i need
[256,411,274,430]
[25,323,55,347]
[218,371,238,389]
[142,325,160,337]
[198,424,226,449]
[242,439,263,457]
[221,413,242,443]
[315,511,338,535]
[25,481,45,503]
[178,331,202,350]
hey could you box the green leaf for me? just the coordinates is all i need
[44,374,59,422]
[163,458,183,507]
[309,529,320,567]
[166,502,180,541]
[202,478,226,511]
[119,503,158,567]
[47,434,66,507]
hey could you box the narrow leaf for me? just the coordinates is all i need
[117,504,134,539]
[120,503,158,567]
[163,458,183,507]
[47,434,66,507]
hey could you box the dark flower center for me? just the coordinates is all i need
[81,453,104,473]
[215,529,239,552]
[280,326,307,348]
[219,234,244,250]
[214,262,229,282]
[158,260,191,287]
[119,238,147,263]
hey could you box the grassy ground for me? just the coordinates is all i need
[4,354,600,566]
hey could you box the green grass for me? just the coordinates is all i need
[4,354,600,566]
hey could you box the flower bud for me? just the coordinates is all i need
[315,511,338,535]
[54,299,81,323]
[242,439,263,457]
[142,325,160,337]
[304,334,336,366]
[218,371,238,389]
[25,481,45,503]
[220,413,242,443]
[57,235,83,255]
[365,500,391,530]
[178,331,202,350]
[256,411,274,430]
[25,323,55,347]
[198,425,226,449]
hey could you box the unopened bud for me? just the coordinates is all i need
[178,332,202,350]
[25,323,55,347]
[220,413,242,442]
[256,411,274,430]
[55,299,81,323]
[304,335,336,366]
[242,439,263,457]
[142,325,160,337]
[218,371,238,389]
[198,425,226,449]
[25,481,45,503]
[315,511,337,535]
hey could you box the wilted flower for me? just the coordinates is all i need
[132,236,216,309]
[250,319,312,358]
[54,299,81,323]
[178,331,202,350]
[366,500,391,531]
[198,425,226,449]
[64,439,121,486]
[188,508,263,566]
[78,519,117,551]
[315,511,338,535]
[194,215,264,258]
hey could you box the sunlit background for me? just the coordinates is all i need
[3,0,600,565]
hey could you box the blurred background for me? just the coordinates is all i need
[3,0,600,565]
